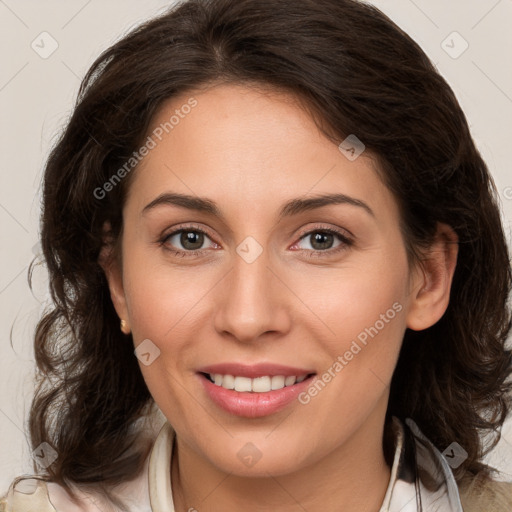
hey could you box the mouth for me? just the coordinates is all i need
[196,364,317,418]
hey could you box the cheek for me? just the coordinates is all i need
[296,248,408,356]
[122,249,211,342]
[294,264,407,437]
[121,252,209,415]
[293,245,409,418]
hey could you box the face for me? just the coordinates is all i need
[103,83,453,477]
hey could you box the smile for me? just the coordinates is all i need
[196,363,317,418]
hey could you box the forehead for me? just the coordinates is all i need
[125,83,397,224]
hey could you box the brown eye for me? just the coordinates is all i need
[176,230,205,250]
[308,231,336,251]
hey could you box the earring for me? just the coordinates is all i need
[120,319,130,334]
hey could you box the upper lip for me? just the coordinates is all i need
[196,363,316,378]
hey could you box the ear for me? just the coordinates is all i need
[98,221,130,331]
[406,223,459,331]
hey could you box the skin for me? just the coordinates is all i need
[100,83,458,512]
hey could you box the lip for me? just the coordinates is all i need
[196,362,315,378]
[197,369,316,419]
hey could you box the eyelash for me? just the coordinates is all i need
[157,223,353,259]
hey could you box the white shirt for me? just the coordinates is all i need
[1,416,465,511]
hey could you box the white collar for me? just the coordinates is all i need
[148,421,175,511]
[147,417,464,512]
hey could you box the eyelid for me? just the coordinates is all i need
[161,222,217,241]
[294,223,354,243]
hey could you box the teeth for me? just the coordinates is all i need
[271,375,285,390]
[252,376,271,392]
[208,373,309,392]
[234,376,252,392]
[222,374,235,389]
[284,376,296,386]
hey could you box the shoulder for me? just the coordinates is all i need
[1,415,162,512]
[458,473,512,512]
[1,476,57,512]
[0,476,102,512]
[0,469,149,512]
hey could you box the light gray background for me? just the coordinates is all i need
[1,0,511,490]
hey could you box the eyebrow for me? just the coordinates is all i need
[141,192,375,220]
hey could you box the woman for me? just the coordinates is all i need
[1,0,511,510]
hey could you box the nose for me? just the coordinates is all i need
[213,247,292,344]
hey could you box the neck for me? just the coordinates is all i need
[171,408,392,512]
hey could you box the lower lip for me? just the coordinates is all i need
[198,373,315,418]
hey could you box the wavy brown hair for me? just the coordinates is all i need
[26,0,511,504]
